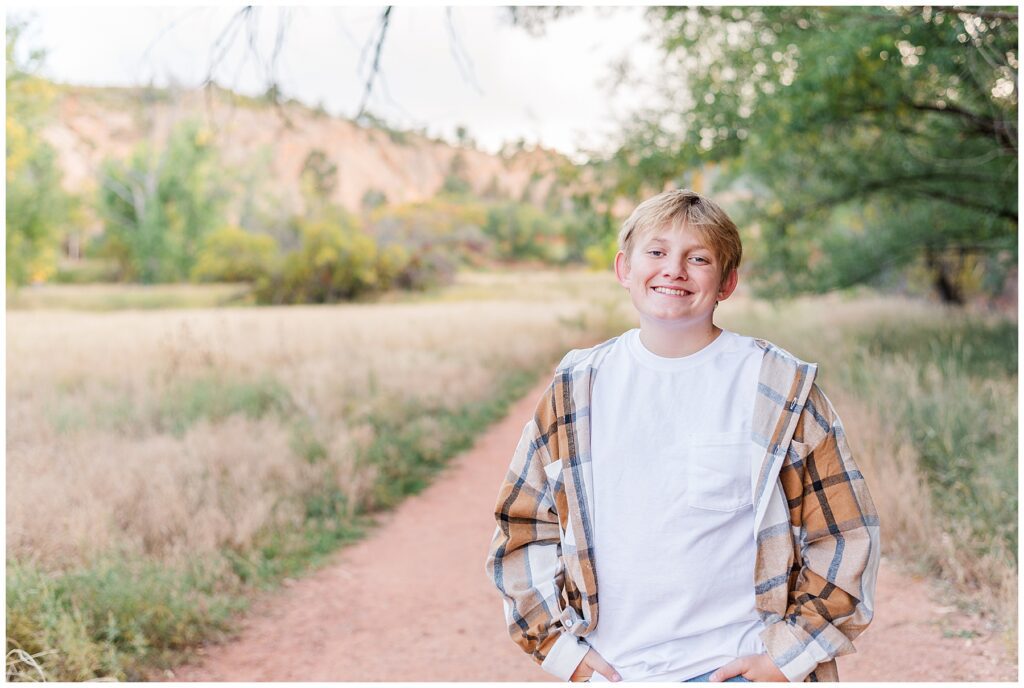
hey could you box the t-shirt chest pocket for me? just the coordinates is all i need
[684,431,754,512]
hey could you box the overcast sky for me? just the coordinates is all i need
[8,5,663,161]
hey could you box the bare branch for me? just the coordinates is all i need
[139,7,205,70]
[270,8,289,82]
[445,8,484,95]
[356,6,393,122]
[203,7,249,90]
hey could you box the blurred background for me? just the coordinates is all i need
[5,5,1018,682]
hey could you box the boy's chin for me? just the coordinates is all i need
[640,312,716,328]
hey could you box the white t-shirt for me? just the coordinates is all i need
[586,328,767,682]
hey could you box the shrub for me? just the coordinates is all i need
[191,226,277,283]
[584,235,618,272]
[369,197,486,283]
[254,211,411,304]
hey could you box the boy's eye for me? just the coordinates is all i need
[690,256,710,264]
[648,250,665,257]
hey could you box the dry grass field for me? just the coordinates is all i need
[6,269,1017,679]
[7,270,628,569]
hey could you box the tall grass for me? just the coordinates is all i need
[721,293,1018,644]
[6,269,632,681]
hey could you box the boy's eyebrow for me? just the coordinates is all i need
[640,234,713,252]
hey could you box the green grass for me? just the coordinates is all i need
[158,375,294,435]
[848,317,1018,561]
[358,366,540,509]
[6,554,244,681]
[859,318,1017,379]
[47,375,294,437]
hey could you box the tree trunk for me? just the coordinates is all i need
[925,248,964,305]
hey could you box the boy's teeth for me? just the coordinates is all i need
[654,287,687,295]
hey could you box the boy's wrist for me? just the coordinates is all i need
[759,620,821,682]
[540,632,592,682]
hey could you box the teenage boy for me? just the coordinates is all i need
[485,189,880,683]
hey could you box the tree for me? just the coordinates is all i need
[483,202,562,261]
[441,152,472,195]
[300,148,339,214]
[608,6,1017,303]
[6,18,75,286]
[454,124,475,148]
[95,120,228,282]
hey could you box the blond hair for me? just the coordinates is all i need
[618,189,742,281]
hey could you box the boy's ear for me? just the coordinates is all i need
[717,268,739,301]
[613,250,631,288]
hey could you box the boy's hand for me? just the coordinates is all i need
[709,653,788,682]
[570,648,622,682]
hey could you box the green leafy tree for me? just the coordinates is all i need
[6,18,75,286]
[483,202,563,261]
[560,194,617,264]
[96,120,227,282]
[609,6,1017,303]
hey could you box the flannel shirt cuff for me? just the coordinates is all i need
[540,631,591,681]
[760,617,854,683]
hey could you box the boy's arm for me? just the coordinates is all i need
[760,384,881,682]
[484,387,591,681]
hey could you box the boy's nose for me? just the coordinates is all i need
[663,264,688,280]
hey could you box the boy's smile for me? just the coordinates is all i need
[614,224,738,350]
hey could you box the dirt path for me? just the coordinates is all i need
[164,377,1017,682]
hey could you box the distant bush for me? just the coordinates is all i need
[191,226,278,283]
[254,211,411,304]
[360,188,388,212]
[483,201,564,262]
[561,200,617,264]
[51,258,122,284]
[584,235,618,272]
[370,197,487,281]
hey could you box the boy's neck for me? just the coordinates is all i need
[638,320,723,358]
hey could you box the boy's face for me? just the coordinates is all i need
[614,223,738,330]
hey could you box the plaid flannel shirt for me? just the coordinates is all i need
[485,336,880,682]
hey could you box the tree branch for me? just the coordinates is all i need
[445,8,484,95]
[776,173,1017,225]
[907,99,1018,153]
[355,6,392,121]
[903,187,1018,223]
